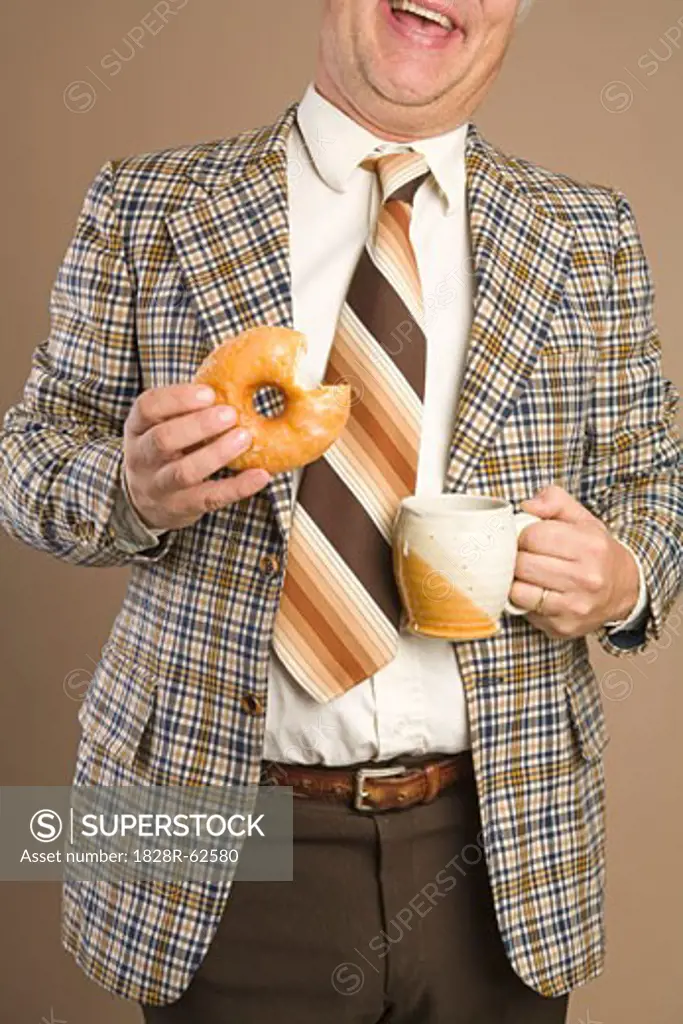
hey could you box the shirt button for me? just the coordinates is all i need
[240,693,265,716]
[259,553,280,577]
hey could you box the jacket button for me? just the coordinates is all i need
[240,693,265,716]
[259,554,280,577]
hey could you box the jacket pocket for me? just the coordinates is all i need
[564,654,610,762]
[77,639,158,767]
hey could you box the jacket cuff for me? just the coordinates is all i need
[596,521,678,656]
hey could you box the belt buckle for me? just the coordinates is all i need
[354,765,408,812]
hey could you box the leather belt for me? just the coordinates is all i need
[260,752,473,813]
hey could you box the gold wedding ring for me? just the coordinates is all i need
[533,587,549,615]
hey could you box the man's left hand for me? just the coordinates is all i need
[508,485,640,639]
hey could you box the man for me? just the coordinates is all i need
[1,0,681,1021]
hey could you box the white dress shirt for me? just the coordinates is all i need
[114,83,649,766]
[264,85,475,765]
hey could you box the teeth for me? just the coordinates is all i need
[390,0,454,31]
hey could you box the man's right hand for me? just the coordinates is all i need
[123,384,271,532]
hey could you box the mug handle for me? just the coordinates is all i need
[503,512,541,616]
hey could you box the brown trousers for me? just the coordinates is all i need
[141,766,568,1023]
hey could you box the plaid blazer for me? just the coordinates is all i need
[1,102,681,1006]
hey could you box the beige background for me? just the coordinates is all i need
[1,1,681,1021]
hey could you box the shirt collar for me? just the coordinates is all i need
[295,82,468,215]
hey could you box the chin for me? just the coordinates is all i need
[363,53,471,112]
[370,70,450,107]
[361,35,475,111]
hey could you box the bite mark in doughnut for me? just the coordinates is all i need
[193,326,351,476]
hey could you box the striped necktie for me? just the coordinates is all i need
[273,150,431,703]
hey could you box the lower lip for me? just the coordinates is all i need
[380,0,464,50]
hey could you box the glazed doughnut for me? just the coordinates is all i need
[193,326,351,476]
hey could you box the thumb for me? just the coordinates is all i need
[522,485,595,525]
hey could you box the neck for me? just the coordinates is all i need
[313,75,468,142]
[313,49,508,141]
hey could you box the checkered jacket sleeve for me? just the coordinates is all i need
[581,192,682,654]
[0,161,175,567]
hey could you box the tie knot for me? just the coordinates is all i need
[363,150,431,206]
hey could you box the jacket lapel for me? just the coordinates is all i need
[444,125,575,493]
[164,104,299,538]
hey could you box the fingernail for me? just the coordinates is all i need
[236,429,252,446]
[196,386,215,403]
[216,406,235,423]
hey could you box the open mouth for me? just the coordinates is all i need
[383,0,463,45]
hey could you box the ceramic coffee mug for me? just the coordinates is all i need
[392,494,540,641]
